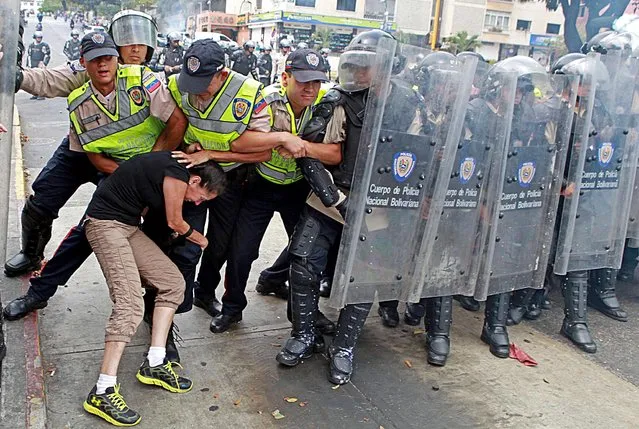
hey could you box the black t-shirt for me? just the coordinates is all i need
[87,152,190,226]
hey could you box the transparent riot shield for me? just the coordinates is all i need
[0,0,20,363]
[328,40,476,308]
[0,0,20,266]
[406,64,517,301]
[554,53,639,274]
[474,58,578,300]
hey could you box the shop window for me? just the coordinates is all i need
[337,0,357,12]
[295,0,316,6]
[546,23,561,34]
[516,20,531,31]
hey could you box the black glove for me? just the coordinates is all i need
[336,197,348,219]
[15,69,23,93]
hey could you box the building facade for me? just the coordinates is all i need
[192,0,432,51]
[439,0,565,63]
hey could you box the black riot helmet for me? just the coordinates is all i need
[338,30,404,92]
[243,40,256,50]
[456,51,486,63]
[417,51,458,90]
[551,53,586,74]
[581,30,615,54]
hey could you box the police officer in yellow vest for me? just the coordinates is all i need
[160,39,275,322]
[207,48,341,333]
[68,32,185,170]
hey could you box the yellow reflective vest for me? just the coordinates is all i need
[257,83,329,184]
[168,71,262,170]
[68,65,165,161]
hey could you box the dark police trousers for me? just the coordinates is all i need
[221,175,310,315]
[188,165,255,305]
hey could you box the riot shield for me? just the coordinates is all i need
[474,57,578,300]
[406,63,516,301]
[328,40,476,309]
[0,0,20,363]
[554,53,639,274]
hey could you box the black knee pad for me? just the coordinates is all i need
[290,257,319,291]
[289,214,320,258]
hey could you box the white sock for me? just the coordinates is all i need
[96,373,117,395]
[147,346,166,367]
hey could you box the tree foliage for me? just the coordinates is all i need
[311,28,332,48]
[40,0,63,13]
[445,31,481,54]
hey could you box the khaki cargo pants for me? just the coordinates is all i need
[85,218,185,343]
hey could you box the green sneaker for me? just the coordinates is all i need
[136,359,192,393]
[83,384,141,427]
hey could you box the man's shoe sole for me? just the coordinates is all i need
[83,401,141,427]
[135,372,193,393]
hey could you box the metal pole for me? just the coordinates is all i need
[430,0,442,50]
[0,0,20,266]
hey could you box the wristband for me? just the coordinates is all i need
[182,226,194,238]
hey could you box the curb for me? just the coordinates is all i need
[12,104,46,429]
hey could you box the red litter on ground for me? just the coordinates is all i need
[509,343,538,366]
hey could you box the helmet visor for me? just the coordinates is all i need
[110,14,157,50]
[338,50,376,92]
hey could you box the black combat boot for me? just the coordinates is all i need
[4,197,53,277]
[404,301,425,326]
[425,296,452,366]
[561,271,596,353]
[507,289,535,326]
[276,261,322,367]
[481,292,510,358]
[588,269,628,322]
[454,295,480,312]
[617,243,638,282]
[328,303,372,385]
[525,288,545,320]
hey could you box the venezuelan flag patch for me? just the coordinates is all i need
[254,93,267,114]
[144,76,161,93]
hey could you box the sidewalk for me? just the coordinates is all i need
[2,83,639,429]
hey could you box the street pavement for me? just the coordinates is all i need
[2,15,639,429]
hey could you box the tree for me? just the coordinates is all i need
[311,28,332,49]
[544,0,631,52]
[40,0,63,13]
[445,31,481,54]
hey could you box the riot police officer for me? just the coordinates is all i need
[273,38,292,83]
[231,40,258,78]
[275,30,427,384]
[257,45,273,85]
[27,31,49,100]
[320,47,331,78]
[63,29,81,61]
[158,32,185,78]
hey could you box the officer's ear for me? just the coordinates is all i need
[281,71,291,87]
[218,69,229,80]
[79,57,85,68]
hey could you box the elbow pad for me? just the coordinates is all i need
[299,157,342,207]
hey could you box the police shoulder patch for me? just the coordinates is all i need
[143,75,161,93]
[127,86,145,106]
[233,97,252,121]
